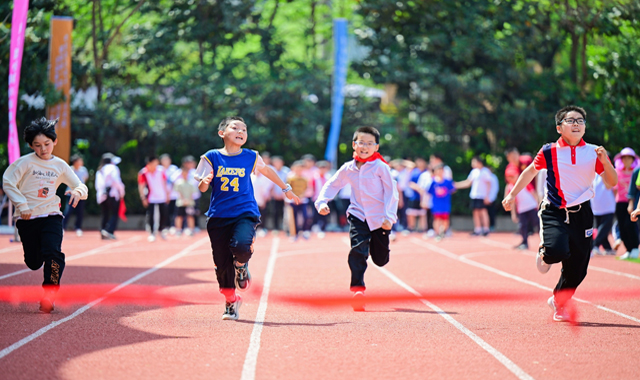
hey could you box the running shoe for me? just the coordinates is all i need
[547,296,570,322]
[352,291,366,312]
[222,295,242,320]
[536,248,551,274]
[234,262,251,291]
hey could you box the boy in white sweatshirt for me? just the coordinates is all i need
[2,118,88,313]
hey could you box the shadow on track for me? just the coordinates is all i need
[235,320,350,328]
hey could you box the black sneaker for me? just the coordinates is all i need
[234,262,251,292]
[222,295,242,320]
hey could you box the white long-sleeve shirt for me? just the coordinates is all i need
[315,159,399,231]
[3,153,89,217]
[95,163,125,204]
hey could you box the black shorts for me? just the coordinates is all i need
[177,206,196,217]
[470,198,487,210]
[407,199,422,210]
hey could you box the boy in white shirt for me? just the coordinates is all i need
[2,118,88,313]
[455,156,493,236]
[315,126,399,311]
[505,166,539,249]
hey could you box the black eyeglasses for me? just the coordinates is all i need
[562,118,586,125]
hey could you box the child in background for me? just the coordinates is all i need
[406,158,428,233]
[173,167,198,236]
[63,154,89,236]
[2,118,88,313]
[455,156,493,236]
[427,164,456,241]
[614,148,640,259]
[288,160,310,239]
[504,166,539,250]
[315,126,398,311]
[591,170,616,255]
[195,116,299,320]
[138,155,170,242]
[312,160,332,237]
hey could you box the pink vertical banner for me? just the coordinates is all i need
[7,0,30,164]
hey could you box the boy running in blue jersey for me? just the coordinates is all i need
[195,116,300,320]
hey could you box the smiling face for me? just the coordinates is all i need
[352,132,379,160]
[219,120,247,147]
[556,110,586,145]
[29,134,58,160]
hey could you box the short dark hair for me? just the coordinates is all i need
[430,153,443,161]
[159,153,171,161]
[353,126,380,144]
[24,117,58,145]
[301,154,316,162]
[472,155,485,166]
[218,116,246,132]
[69,154,83,165]
[555,105,586,125]
[146,155,158,164]
[181,155,195,164]
[505,147,519,156]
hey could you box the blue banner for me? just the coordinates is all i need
[325,18,349,167]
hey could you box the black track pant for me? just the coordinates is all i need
[539,201,593,299]
[16,215,65,288]
[348,215,391,291]
[594,213,614,250]
[207,215,259,298]
[615,202,639,252]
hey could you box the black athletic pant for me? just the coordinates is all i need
[146,202,169,233]
[594,213,614,250]
[100,196,120,234]
[269,199,284,230]
[207,214,259,297]
[539,201,593,298]
[63,198,85,230]
[16,215,65,288]
[348,215,391,291]
[615,202,639,252]
[518,209,538,248]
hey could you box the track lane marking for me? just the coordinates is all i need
[410,238,640,324]
[0,237,209,359]
[0,236,143,281]
[339,237,535,380]
[241,237,279,380]
[480,237,640,281]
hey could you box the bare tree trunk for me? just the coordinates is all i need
[310,0,317,61]
[570,31,578,86]
[581,32,588,90]
[92,0,103,102]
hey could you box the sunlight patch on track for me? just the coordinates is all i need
[0,237,209,360]
[410,238,640,324]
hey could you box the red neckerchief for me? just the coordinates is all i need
[353,152,388,165]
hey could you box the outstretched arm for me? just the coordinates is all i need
[258,165,300,205]
[502,164,539,212]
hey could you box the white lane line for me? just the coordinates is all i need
[338,237,534,380]
[410,238,640,324]
[0,236,142,281]
[0,237,209,360]
[0,246,21,255]
[241,237,279,380]
[376,265,535,380]
[481,237,640,282]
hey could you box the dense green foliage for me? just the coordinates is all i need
[1,0,639,214]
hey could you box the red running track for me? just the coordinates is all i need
[1,230,639,380]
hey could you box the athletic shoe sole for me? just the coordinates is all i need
[222,296,242,320]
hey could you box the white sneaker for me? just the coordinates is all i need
[630,248,639,259]
[317,231,326,239]
[620,251,631,260]
[613,239,622,250]
[160,230,168,240]
[536,249,551,274]
[148,234,156,242]
[302,231,311,240]
[590,247,600,257]
[222,295,242,320]
[76,229,83,237]
[389,231,397,242]
[547,296,571,322]
[257,229,267,238]
[426,229,436,238]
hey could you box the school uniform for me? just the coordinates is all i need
[534,138,606,298]
[315,157,399,291]
[138,167,169,234]
[467,167,492,209]
[195,149,265,297]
